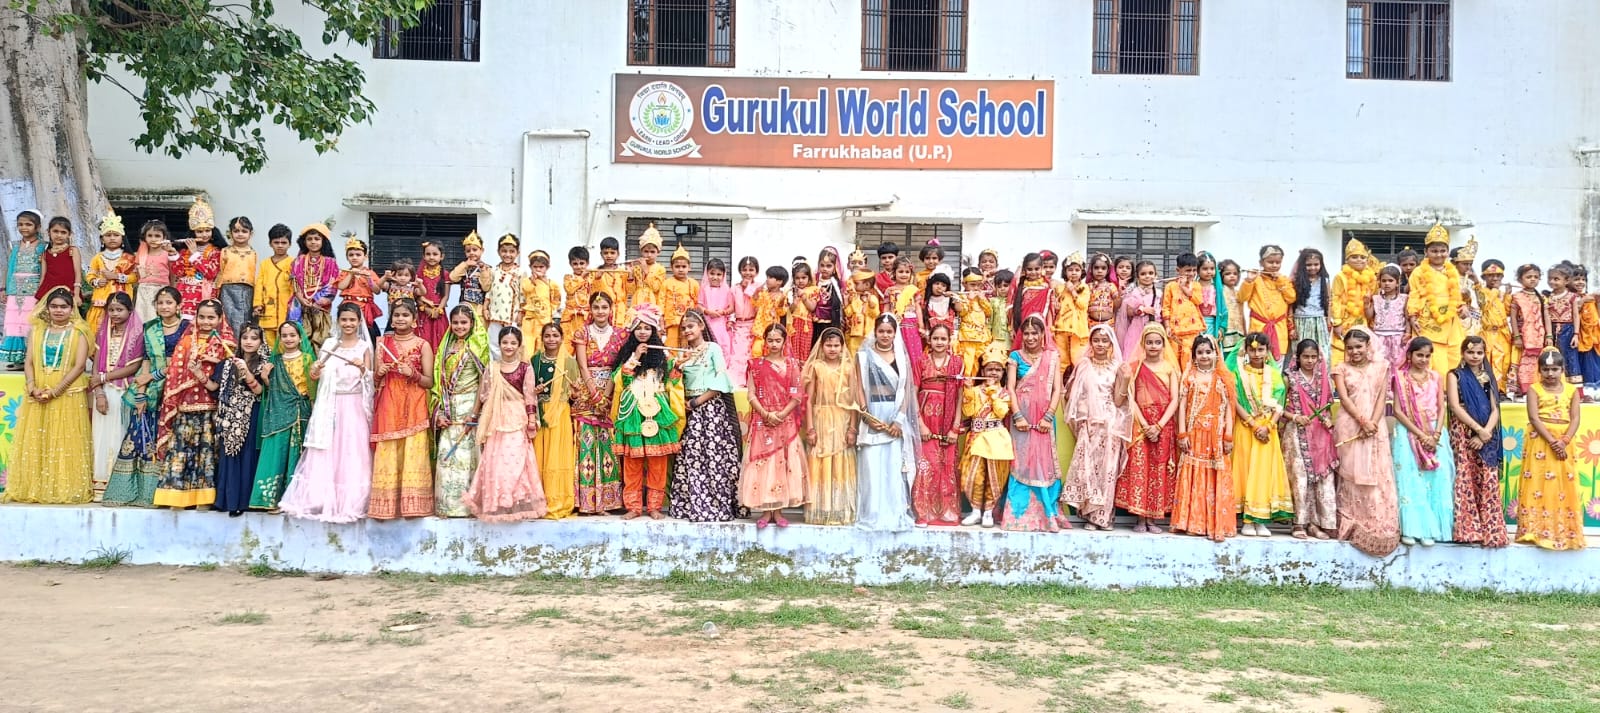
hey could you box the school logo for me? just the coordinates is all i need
[620,80,701,160]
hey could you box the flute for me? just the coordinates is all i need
[641,344,696,354]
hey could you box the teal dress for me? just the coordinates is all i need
[103,318,189,506]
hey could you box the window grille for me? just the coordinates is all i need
[862,0,967,72]
[1086,226,1195,278]
[1342,230,1428,266]
[624,218,735,276]
[368,213,477,273]
[375,0,480,62]
[1346,1,1449,81]
[1092,0,1200,76]
[628,0,736,68]
[853,223,965,272]
[108,206,190,250]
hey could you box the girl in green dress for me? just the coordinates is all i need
[250,320,316,509]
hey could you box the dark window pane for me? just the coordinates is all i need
[369,213,476,272]
[628,0,736,68]
[624,218,735,276]
[374,0,480,62]
[853,223,964,271]
[1346,1,1450,82]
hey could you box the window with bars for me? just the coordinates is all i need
[374,0,480,62]
[1092,0,1200,76]
[1342,230,1427,265]
[1346,1,1449,81]
[853,223,965,271]
[368,213,476,273]
[1086,226,1195,277]
[624,218,734,275]
[108,206,189,251]
[628,0,736,68]
[862,0,967,72]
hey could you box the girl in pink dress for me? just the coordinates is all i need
[465,326,548,522]
[1116,261,1161,358]
[729,257,759,388]
[1368,265,1407,368]
[699,258,735,366]
[279,303,374,523]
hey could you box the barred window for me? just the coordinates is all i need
[1342,230,1426,265]
[108,205,189,251]
[375,0,480,62]
[629,0,736,68]
[624,218,734,275]
[1347,1,1450,81]
[368,213,476,273]
[1086,226,1195,278]
[1093,0,1200,76]
[862,0,967,72]
[854,223,964,272]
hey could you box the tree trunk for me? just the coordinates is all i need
[0,0,106,254]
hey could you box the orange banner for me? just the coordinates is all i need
[614,74,1054,170]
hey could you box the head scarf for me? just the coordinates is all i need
[95,298,145,391]
[259,320,318,442]
[432,308,492,411]
[1198,250,1229,341]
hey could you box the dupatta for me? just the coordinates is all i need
[1286,362,1336,478]
[305,337,373,450]
[95,307,146,391]
[154,317,234,458]
[477,359,537,445]
[857,315,920,486]
[1393,368,1442,471]
[1452,364,1503,467]
[432,319,491,414]
[746,353,805,462]
[258,321,317,444]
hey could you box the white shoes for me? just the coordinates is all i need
[961,511,982,526]
[981,512,995,528]
[1241,523,1273,537]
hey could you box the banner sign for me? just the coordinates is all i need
[614,74,1054,170]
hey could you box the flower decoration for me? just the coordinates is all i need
[1501,426,1524,458]
[1586,497,1600,522]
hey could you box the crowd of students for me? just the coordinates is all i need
[0,199,1589,558]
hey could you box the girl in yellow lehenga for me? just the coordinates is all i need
[803,327,860,525]
[4,287,93,504]
[1518,348,1587,550]
[1232,331,1295,536]
[532,321,580,519]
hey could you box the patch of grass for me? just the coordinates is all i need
[367,632,425,647]
[793,649,907,688]
[572,674,633,685]
[663,602,867,634]
[891,607,1016,642]
[216,610,270,625]
[937,692,973,710]
[312,632,358,645]
[77,546,132,570]
[1206,691,1237,703]
[376,570,492,587]
[244,558,305,578]
[193,562,219,572]
[13,559,48,568]
[516,607,567,623]
[455,613,490,628]
[383,611,431,628]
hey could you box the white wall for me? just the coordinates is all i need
[86,0,1600,278]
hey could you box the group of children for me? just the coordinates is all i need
[0,202,1587,555]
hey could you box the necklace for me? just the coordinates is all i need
[43,326,68,369]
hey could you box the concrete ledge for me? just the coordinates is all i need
[2,504,1596,593]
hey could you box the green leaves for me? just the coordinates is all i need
[19,0,430,173]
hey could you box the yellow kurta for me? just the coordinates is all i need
[1232,363,1293,523]
[3,324,92,504]
[254,255,294,346]
[628,262,666,308]
[520,277,560,341]
[86,251,138,335]
[1330,266,1376,364]
[219,246,257,284]
[533,352,581,519]
[803,358,859,525]
[1517,381,1586,550]
[751,288,789,358]
[1051,282,1088,366]
[844,290,877,355]
[1406,262,1465,373]
[1478,284,1512,387]
[957,294,994,375]
[1238,274,1296,359]
[1162,280,1205,370]
[659,276,699,347]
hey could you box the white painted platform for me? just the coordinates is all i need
[2,504,1596,593]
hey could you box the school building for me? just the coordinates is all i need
[85,1,1600,277]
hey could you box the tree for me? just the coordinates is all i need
[0,0,429,248]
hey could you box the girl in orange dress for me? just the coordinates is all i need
[1116,322,1179,533]
[787,259,818,362]
[368,298,436,519]
[1171,335,1236,541]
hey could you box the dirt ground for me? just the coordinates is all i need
[0,564,1395,713]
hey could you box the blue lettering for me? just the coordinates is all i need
[934,87,1049,138]
[702,84,727,134]
[836,88,870,136]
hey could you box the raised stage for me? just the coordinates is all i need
[1,505,1595,593]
